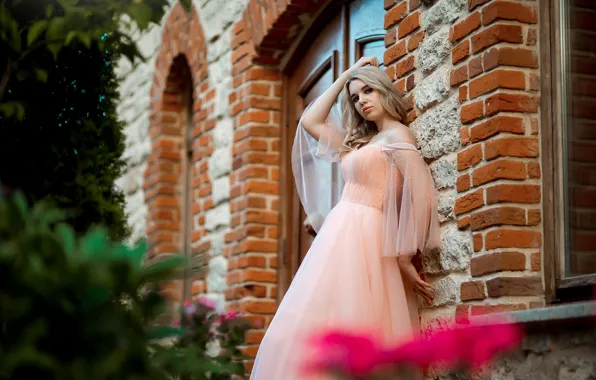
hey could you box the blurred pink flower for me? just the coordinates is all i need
[302,321,523,377]
[199,296,217,310]
[301,330,383,377]
[183,300,191,308]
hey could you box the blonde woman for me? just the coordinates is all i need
[249,57,441,379]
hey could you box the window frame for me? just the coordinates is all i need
[541,0,596,303]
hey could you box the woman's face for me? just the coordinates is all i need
[348,79,384,122]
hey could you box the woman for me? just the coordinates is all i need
[249,57,441,379]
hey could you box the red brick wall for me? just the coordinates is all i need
[566,0,596,276]
[452,0,544,315]
[384,0,544,319]
[146,3,214,303]
[228,0,326,370]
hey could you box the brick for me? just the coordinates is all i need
[461,100,484,124]
[473,233,483,252]
[531,251,541,271]
[410,0,421,10]
[472,159,526,186]
[528,209,540,226]
[242,269,277,283]
[451,65,469,87]
[459,85,468,102]
[406,74,415,91]
[471,251,526,276]
[468,0,491,11]
[485,228,542,249]
[460,126,470,145]
[529,73,539,91]
[458,216,471,229]
[408,30,425,51]
[457,174,471,192]
[470,115,525,142]
[469,70,526,99]
[482,1,537,26]
[469,56,483,78]
[471,24,523,54]
[484,137,539,160]
[452,40,471,64]
[486,276,543,297]
[384,40,407,65]
[398,11,420,38]
[385,0,397,10]
[240,300,277,314]
[461,281,486,301]
[385,28,397,47]
[458,144,483,170]
[483,47,538,70]
[485,93,538,115]
[527,28,537,45]
[385,1,408,28]
[454,188,485,215]
[396,56,415,78]
[470,206,526,231]
[527,162,541,179]
[453,12,482,42]
[470,303,527,316]
[486,184,541,204]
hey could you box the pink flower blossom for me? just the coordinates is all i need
[302,321,523,377]
[183,300,191,308]
[301,330,383,377]
[199,296,217,310]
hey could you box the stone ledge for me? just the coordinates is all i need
[472,301,596,328]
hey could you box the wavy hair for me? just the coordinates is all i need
[339,66,409,156]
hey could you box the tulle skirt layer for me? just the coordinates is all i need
[249,200,419,380]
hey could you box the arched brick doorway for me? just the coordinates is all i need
[145,3,215,308]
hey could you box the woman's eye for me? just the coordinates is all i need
[365,89,372,94]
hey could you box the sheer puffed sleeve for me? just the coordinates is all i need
[291,101,346,232]
[380,139,441,258]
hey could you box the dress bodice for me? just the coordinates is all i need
[340,145,393,210]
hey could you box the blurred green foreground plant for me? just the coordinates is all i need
[0,192,250,380]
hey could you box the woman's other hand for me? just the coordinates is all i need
[397,255,434,304]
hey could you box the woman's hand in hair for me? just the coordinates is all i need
[348,56,379,74]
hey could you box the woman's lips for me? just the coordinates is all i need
[363,105,373,113]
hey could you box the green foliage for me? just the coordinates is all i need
[0,193,249,379]
[0,0,193,111]
[0,40,130,240]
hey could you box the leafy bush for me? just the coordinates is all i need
[0,193,249,379]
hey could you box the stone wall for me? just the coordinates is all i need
[384,0,544,330]
[115,0,247,311]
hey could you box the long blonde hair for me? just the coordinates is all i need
[339,66,409,156]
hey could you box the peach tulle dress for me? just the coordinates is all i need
[249,104,441,380]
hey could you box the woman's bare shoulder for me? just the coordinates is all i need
[382,125,417,146]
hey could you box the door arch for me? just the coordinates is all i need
[279,0,386,298]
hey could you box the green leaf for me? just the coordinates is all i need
[34,69,48,83]
[9,20,21,52]
[65,30,77,45]
[46,17,65,43]
[127,3,153,30]
[76,32,91,48]
[56,224,75,255]
[47,42,61,60]
[27,20,48,46]
[45,4,54,18]
[0,102,25,120]
[146,325,184,341]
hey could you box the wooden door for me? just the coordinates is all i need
[279,0,384,298]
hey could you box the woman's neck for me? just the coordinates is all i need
[374,115,400,133]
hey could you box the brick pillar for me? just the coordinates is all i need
[451,0,544,316]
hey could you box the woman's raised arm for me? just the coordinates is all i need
[300,56,379,141]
